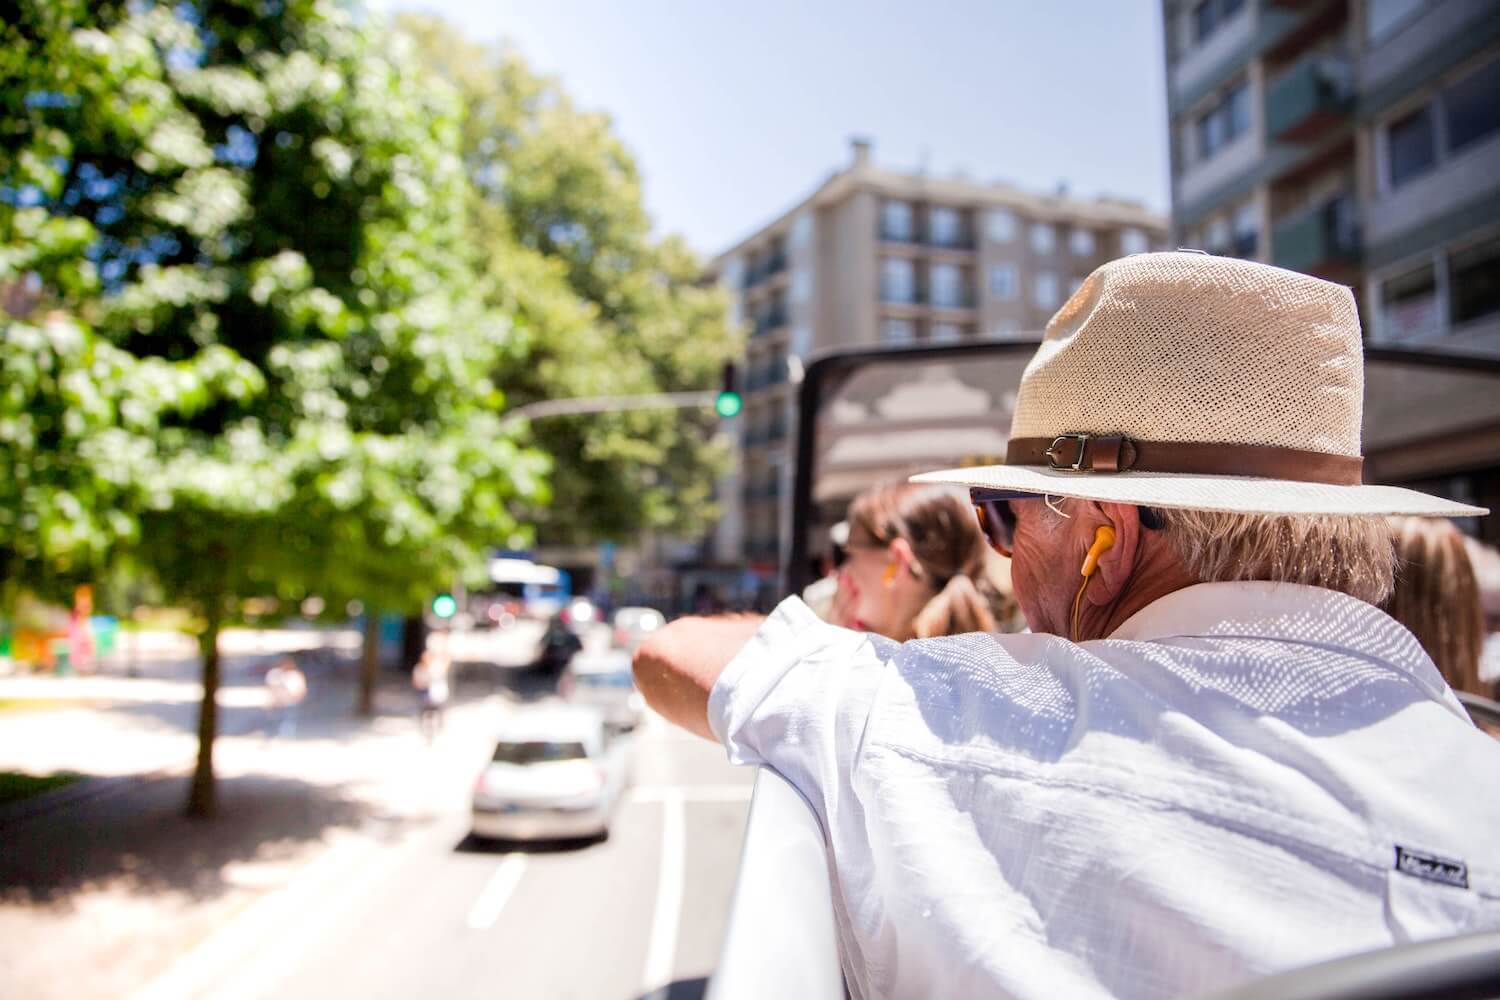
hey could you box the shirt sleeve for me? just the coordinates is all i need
[707,596,893,823]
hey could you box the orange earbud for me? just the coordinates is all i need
[1072,525,1117,642]
[1080,526,1117,579]
[882,563,898,587]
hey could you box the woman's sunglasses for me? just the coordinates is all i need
[970,489,1019,558]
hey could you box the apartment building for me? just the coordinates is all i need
[1164,0,1500,527]
[709,140,1167,586]
[1163,0,1500,349]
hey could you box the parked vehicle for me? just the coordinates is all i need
[470,706,630,842]
[610,606,665,652]
[559,650,644,732]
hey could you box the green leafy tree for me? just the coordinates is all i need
[401,16,740,547]
[5,1,544,815]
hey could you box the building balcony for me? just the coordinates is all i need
[741,253,788,290]
[929,291,977,310]
[752,306,788,338]
[1366,133,1500,264]
[745,361,789,393]
[1272,194,1360,274]
[1266,54,1352,143]
[878,230,975,250]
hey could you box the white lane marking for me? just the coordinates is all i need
[642,789,686,996]
[466,853,528,930]
[628,783,753,804]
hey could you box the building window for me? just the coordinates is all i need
[1196,81,1251,162]
[930,263,967,307]
[790,268,812,304]
[1031,223,1056,255]
[791,211,814,249]
[1120,228,1149,255]
[929,206,964,247]
[988,263,1018,299]
[988,319,1022,340]
[1070,228,1096,256]
[1035,272,1059,309]
[881,318,915,345]
[882,200,913,241]
[1232,202,1258,258]
[1207,217,1231,256]
[1386,104,1438,188]
[880,257,915,303]
[1444,57,1500,155]
[1383,57,1500,191]
[1379,263,1439,340]
[987,209,1016,242]
[1449,237,1500,327]
[931,322,964,343]
[1193,0,1245,45]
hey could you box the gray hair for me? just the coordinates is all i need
[1154,509,1396,607]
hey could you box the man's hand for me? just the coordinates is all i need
[632,614,766,740]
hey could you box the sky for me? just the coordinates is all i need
[385,0,1171,257]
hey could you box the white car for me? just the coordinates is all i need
[470,707,629,842]
[559,650,645,731]
[611,606,665,651]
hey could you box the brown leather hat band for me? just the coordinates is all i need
[1007,434,1364,486]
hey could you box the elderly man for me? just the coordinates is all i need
[634,253,1500,999]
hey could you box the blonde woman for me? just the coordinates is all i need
[1385,516,1488,698]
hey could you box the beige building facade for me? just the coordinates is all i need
[710,141,1167,578]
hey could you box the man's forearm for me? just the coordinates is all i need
[632,614,766,740]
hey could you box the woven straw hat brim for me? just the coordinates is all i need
[911,464,1488,518]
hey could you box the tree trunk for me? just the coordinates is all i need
[186,611,221,818]
[357,610,380,717]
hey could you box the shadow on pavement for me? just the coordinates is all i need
[0,771,396,908]
[451,831,607,855]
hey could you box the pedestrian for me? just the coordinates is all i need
[264,656,307,739]
[834,482,1022,638]
[632,252,1500,999]
[1384,516,1488,698]
[412,642,451,743]
[67,584,97,675]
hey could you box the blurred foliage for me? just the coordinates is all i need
[400,15,741,546]
[1,1,549,621]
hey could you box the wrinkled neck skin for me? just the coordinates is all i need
[1076,536,1199,642]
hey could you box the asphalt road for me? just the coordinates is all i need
[138,690,755,1000]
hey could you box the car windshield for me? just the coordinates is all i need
[576,671,633,689]
[490,740,589,765]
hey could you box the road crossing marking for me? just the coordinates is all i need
[641,789,686,997]
[466,853,528,931]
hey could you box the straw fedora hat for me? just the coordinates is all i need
[912,252,1486,517]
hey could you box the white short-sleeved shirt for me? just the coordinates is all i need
[708,582,1500,1000]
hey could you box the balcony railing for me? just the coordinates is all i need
[752,306,788,338]
[878,229,976,250]
[741,252,788,289]
[1272,194,1360,274]
[1266,53,1353,142]
[929,290,977,310]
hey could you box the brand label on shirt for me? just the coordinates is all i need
[1395,845,1469,889]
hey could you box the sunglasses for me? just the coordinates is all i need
[970,488,1020,558]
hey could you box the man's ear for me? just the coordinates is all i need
[1086,502,1141,604]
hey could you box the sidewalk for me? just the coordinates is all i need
[0,633,534,1000]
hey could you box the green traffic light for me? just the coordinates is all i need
[715,391,743,418]
[432,593,457,619]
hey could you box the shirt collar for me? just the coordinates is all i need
[1108,581,1467,720]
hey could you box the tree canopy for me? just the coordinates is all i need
[401,15,740,547]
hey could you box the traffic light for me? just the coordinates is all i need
[431,593,457,619]
[715,362,742,418]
